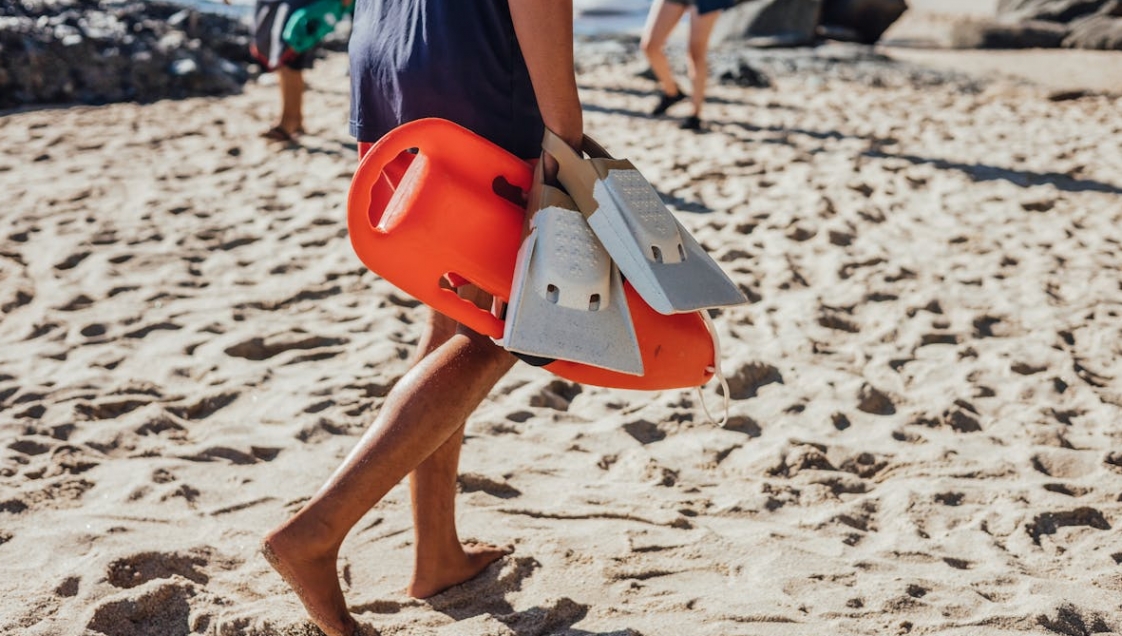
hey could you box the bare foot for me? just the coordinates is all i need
[262,527,358,636]
[407,541,510,599]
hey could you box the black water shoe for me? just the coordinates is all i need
[679,115,702,130]
[651,90,687,115]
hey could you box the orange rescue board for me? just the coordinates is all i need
[347,118,715,390]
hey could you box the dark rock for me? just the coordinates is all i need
[996,0,1110,22]
[819,0,909,44]
[990,0,1122,48]
[713,0,823,46]
[0,0,258,109]
[950,19,1070,48]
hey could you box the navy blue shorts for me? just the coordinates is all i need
[348,0,543,159]
[667,0,734,15]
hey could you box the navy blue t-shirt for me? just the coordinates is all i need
[348,0,544,159]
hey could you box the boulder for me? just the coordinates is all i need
[819,0,909,44]
[713,0,823,47]
[988,0,1122,49]
[950,18,1070,48]
[0,0,256,109]
[996,0,1110,22]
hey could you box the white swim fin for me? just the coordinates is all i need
[542,130,747,315]
[499,161,644,375]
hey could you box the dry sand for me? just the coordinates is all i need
[2,42,1122,636]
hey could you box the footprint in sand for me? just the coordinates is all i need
[503,410,533,424]
[87,579,196,636]
[528,380,582,412]
[0,477,95,514]
[1036,604,1112,636]
[181,444,280,466]
[223,333,348,362]
[124,321,182,340]
[1,288,33,314]
[13,441,99,480]
[296,418,358,443]
[1029,449,1099,480]
[724,361,782,400]
[57,293,95,312]
[54,250,90,270]
[75,397,154,420]
[56,575,80,597]
[909,401,981,432]
[458,473,522,499]
[818,306,860,333]
[494,597,592,634]
[80,323,108,338]
[107,549,211,589]
[422,556,541,617]
[1024,507,1111,546]
[768,443,835,477]
[837,451,888,480]
[622,419,666,445]
[1042,483,1092,497]
[165,392,238,420]
[857,383,896,415]
[240,284,346,312]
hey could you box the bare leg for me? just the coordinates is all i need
[640,0,688,97]
[263,304,516,635]
[407,422,510,597]
[276,65,305,136]
[685,8,722,120]
[407,310,509,598]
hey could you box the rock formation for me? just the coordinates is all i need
[954,0,1122,49]
[1,0,253,109]
[713,0,908,46]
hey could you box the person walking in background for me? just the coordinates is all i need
[641,0,733,130]
[250,0,336,141]
[260,1,584,634]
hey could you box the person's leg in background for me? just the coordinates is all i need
[640,0,690,115]
[254,0,311,142]
[681,5,722,129]
[269,63,305,140]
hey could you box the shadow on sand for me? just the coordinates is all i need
[861,149,1122,194]
[419,557,642,636]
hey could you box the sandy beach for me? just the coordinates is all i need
[2,26,1122,636]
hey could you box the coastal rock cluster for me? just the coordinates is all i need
[956,0,1122,49]
[0,0,255,108]
[576,35,986,95]
[715,0,909,46]
[717,0,1122,50]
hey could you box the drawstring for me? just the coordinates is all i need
[697,311,731,428]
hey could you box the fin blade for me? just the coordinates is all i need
[503,205,644,375]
